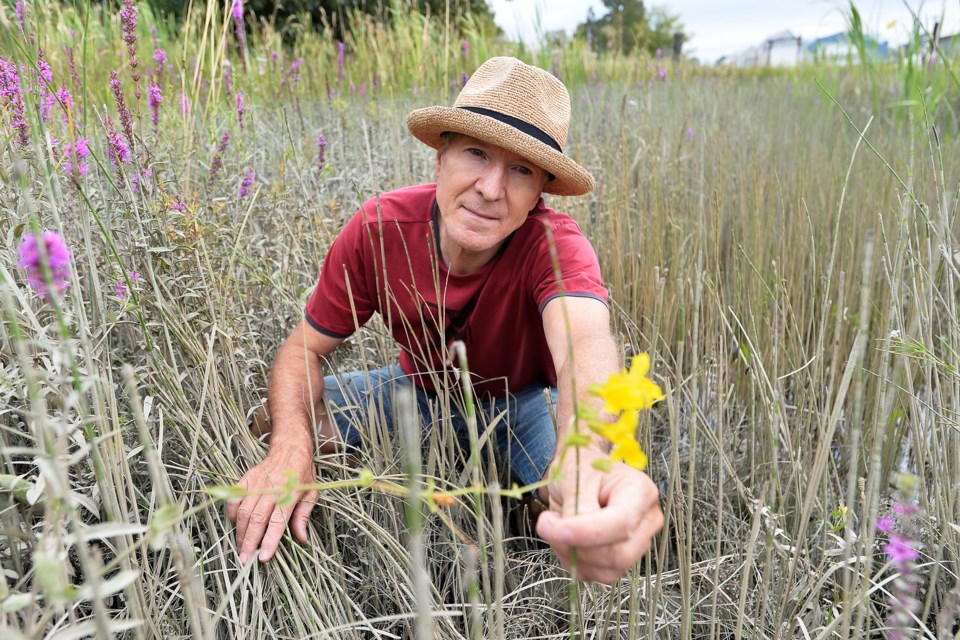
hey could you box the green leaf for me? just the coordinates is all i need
[590,458,613,473]
[151,503,181,532]
[207,484,247,501]
[564,433,591,448]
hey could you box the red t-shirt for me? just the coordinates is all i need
[305,183,608,398]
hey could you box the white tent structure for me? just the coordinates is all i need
[719,30,808,67]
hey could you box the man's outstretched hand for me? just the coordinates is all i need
[225,444,317,564]
[537,449,664,584]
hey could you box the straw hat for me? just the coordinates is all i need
[407,57,595,196]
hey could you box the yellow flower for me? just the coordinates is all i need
[610,438,648,471]
[589,353,664,413]
[590,409,638,444]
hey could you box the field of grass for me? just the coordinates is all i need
[1,1,959,638]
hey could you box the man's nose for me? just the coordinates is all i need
[475,163,507,200]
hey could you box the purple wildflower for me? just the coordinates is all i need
[208,131,231,179]
[106,116,131,166]
[316,134,327,172]
[36,47,53,84]
[349,81,355,94]
[686,127,694,139]
[62,136,90,176]
[109,70,135,153]
[460,72,469,88]
[18,230,72,298]
[120,0,140,82]
[271,51,279,64]
[0,57,30,147]
[239,170,254,197]
[358,82,366,98]
[885,535,920,565]
[56,86,74,124]
[337,42,345,81]
[655,47,662,59]
[879,477,924,640]
[15,2,26,33]
[153,48,166,65]
[115,280,128,300]
[290,57,303,86]
[232,0,245,46]
[178,92,189,116]
[877,515,894,532]
[461,39,469,61]
[657,67,667,80]
[223,66,232,94]
[235,91,245,131]
[147,83,161,124]
[171,199,185,212]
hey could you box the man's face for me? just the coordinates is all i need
[434,133,548,273]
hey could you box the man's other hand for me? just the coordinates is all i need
[225,445,317,564]
[537,450,664,584]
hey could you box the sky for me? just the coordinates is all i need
[488,0,960,63]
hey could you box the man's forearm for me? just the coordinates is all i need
[553,332,620,456]
[264,339,327,453]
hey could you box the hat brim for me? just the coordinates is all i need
[406,106,595,197]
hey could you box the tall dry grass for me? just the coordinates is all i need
[1,1,959,638]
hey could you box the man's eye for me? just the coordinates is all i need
[516,166,533,175]
[467,148,484,157]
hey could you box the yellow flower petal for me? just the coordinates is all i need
[610,438,648,471]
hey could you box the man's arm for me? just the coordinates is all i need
[226,318,343,564]
[538,296,664,584]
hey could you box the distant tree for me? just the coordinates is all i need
[575,1,683,56]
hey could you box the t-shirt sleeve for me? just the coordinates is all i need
[304,208,378,338]
[530,218,609,313]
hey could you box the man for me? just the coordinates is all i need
[227,57,664,585]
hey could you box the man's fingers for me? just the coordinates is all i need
[238,498,277,564]
[291,491,318,544]
[225,477,249,522]
[234,495,260,553]
[539,506,636,549]
[257,503,294,562]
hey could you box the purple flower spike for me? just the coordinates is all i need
[120,0,140,81]
[232,0,245,46]
[0,57,30,146]
[686,127,694,139]
[657,67,667,80]
[18,230,72,298]
[885,535,920,565]
[63,136,90,176]
[239,170,254,198]
[235,90,245,131]
[655,47,662,59]
[148,83,162,124]
[178,92,190,116]
[15,2,26,32]
[106,117,131,166]
[316,134,327,172]
[337,42,345,81]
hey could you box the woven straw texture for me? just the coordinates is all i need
[407,57,595,196]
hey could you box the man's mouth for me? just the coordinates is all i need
[464,206,498,221]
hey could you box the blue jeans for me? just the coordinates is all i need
[323,365,557,487]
